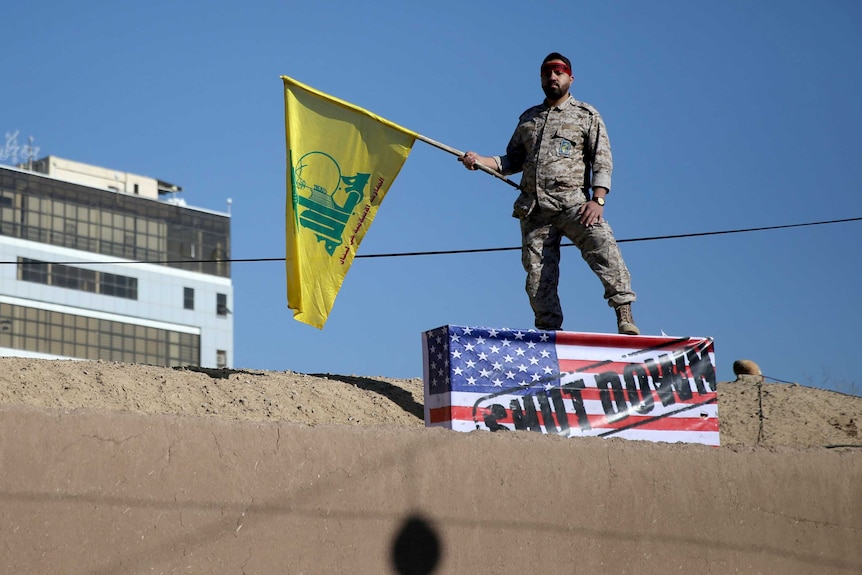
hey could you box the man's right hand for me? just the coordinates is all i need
[459,151,480,170]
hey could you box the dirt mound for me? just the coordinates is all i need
[0,357,859,448]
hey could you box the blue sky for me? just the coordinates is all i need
[2,0,860,395]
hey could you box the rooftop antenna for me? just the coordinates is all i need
[226,197,233,215]
[26,136,33,171]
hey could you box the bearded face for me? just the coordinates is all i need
[540,60,572,102]
[541,80,568,100]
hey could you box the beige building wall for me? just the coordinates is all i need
[32,156,160,198]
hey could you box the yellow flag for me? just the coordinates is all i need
[283,76,418,328]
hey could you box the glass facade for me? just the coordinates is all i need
[0,302,200,366]
[0,169,230,277]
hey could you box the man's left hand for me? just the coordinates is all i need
[577,200,604,227]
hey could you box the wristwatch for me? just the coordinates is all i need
[593,196,605,207]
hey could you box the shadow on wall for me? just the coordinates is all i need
[391,513,443,575]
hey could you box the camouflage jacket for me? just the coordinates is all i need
[496,95,613,218]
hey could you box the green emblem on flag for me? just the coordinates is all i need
[292,151,370,255]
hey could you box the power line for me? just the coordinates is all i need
[2,216,860,267]
[359,216,862,259]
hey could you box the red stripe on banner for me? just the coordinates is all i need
[429,405,452,424]
[594,414,718,432]
[554,332,709,351]
[559,358,645,374]
[596,413,717,432]
[441,405,718,432]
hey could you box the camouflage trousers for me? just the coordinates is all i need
[520,206,636,331]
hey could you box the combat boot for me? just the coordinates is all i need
[615,304,640,335]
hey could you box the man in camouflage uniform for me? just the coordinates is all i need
[460,52,639,335]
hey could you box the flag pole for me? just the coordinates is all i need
[414,133,521,190]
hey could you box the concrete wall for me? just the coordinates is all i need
[1,404,860,574]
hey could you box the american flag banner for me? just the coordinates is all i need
[422,325,719,446]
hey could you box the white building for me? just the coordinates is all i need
[0,156,233,368]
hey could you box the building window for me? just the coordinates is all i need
[18,257,137,300]
[53,263,96,291]
[100,272,138,299]
[216,349,227,368]
[184,287,194,310]
[216,293,228,316]
[19,258,48,284]
[0,302,200,367]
